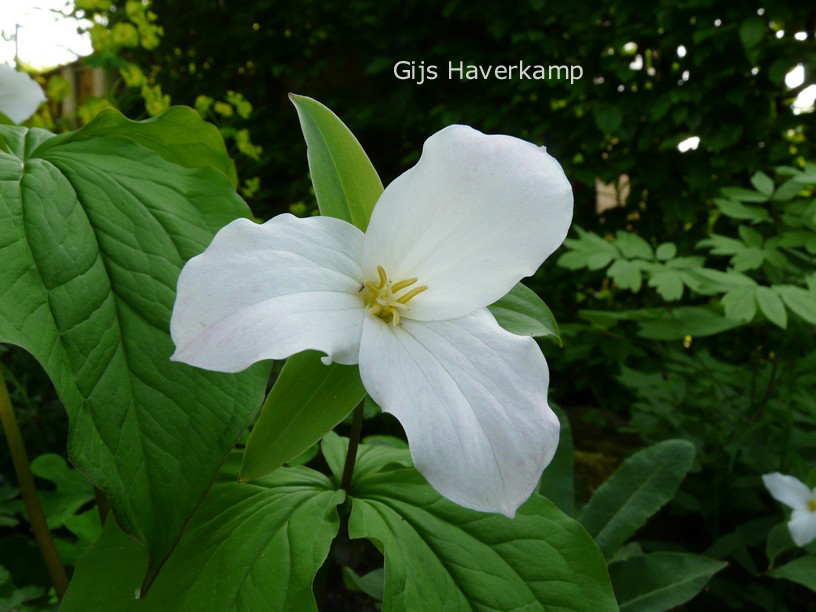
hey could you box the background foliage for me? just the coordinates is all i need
[2,0,815,609]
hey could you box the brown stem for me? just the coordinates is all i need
[339,403,364,492]
[0,370,69,600]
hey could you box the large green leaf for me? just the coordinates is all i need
[289,94,383,231]
[62,456,344,610]
[0,118,268,587]
[35,107,238,187]
[346,444,617,611]
[487,282,561,343]
[240,351,366,482]
[578,440,695,558]
[609,552,727,611]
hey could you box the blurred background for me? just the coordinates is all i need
[2,0,815,609]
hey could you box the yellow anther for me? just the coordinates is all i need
[396,285,428,304]
[809,499,816,512]
[362,265,427,325]
[391,277,418,293]
[376,265,388,290]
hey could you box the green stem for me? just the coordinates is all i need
[0,370,69,600]
[339,403,364,492]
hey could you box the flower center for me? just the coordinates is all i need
[809,498,816,512]
[361,265,428,325]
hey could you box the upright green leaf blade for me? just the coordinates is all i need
[0,120,268,587]
[488,283,561,343]
[610,553,727,611]
[240,351,366,482]
[349,467,617,611]
[578,440,695,558]
[62,457,344,611]
[290,94,383,230]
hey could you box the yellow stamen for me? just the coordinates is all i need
[808,499,816,512]
[376,265,388,290]
[361,266,428,325]
[396,285,428,304]
[391,277,418,293]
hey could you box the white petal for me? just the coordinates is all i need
[171,214,365,372]
[788,508,816,547]
[362,125,572,321]
[0,64,46,124]
[762,473,812,510]
[358,307,559,517]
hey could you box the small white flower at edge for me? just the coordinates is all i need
[170,124,573,517]
[0,64,46,124]
[762,472,816,546]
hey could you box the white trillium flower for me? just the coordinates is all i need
[762,472,816,546]
[0,64,46,124]
[170,125,573,516]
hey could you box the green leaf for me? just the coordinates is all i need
[321,432,412,484]
[713,198,770,221]
[739,17,765,49]
[720,186,768,203]
[55,509,103,566]
[24,454,94,529]
[738,225,764,247]
[772,555,816,592]
[349,467,617,611]
[655,243,677,261]
[732,248,765,271]
[0,120,268,587]
[615,231,654,260]
[637,307,743,339]
[756,286,787,328]
[750,171,774,196]
[594,104,623,134]
[608,259,643,292]
[721,286,757,322]
[774,285,816,324]
[0,566,44,610]
[682,268,756,294]
[240,351,366,482]
[488,283,561,343]
[578,440,695,558]
[290,94,383,230]
[343,567,385,601]
[35,107,238,186]
[765,522,795,565]
[62,456,344,611]
[610,552,727,611]
[648,270,684,301]
[537,405,575,515]
[587,251,615,270]
[557,250,592,270]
